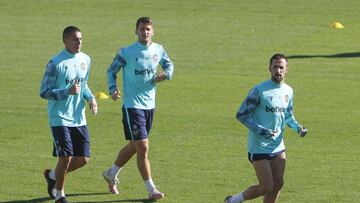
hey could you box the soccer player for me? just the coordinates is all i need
[102,17,174,201]
[225,54,308,203]
[40,26,98,203]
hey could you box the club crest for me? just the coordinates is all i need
[153,54,158,62]
[285,95,289,103]
[81,63,87,71]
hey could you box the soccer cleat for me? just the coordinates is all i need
[224,196,233,203]
[102,170,119,194]
[148,188,164,201]
[43,169,56,199]
[55,197,69,203]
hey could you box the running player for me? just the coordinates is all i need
[40,26,98,203]
[102,17,174,201]
[225,53,307,203]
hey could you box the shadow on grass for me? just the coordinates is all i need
[0,192,154,203]
[74,199,154,203]
[287,52,360,59]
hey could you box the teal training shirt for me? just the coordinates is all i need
[107,42,174,109]
[40,49,94,127]
[236,79,302,154]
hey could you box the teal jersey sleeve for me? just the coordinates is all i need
[159,47,174,80]
[285,96,302,133]
[81,60,94,101]
[236,88,273,137]
[107,49,126,94]
[40,61,70,100]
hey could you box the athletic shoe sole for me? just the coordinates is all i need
[43,169,56,199]
[102,170,119,194]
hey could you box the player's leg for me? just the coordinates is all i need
[114,141,137,167]
[114,106,139,167]
[66,126,91,172]
[243,159,274,199]
[133,108,154,181]
[66,157,90,172]
[134,138,163,200]
[226,161,272,203]
[225,158,273,203]
[133,108,163,200]
[263,152,286,203]
[102,141,137,194]
[55,156,71,199]
[134,138,151,180]
[50,126,74,201]
[102,107,137,194]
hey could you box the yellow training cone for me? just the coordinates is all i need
[96,92,110,99]
[331,22,344,29]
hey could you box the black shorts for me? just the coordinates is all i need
[248,150,285,163]
[51,126,90,157]
[122,106,154,141]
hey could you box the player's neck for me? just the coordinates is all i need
[64,48,79,55]
[138,40,152,46]
[271,78,284,85]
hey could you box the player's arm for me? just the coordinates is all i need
[82,60,97,115]
[40,61,70,100]
[285,97,307,137]
[107,50,125,100]
[154,47,174,83]
[236,88,275,138]
[82,59,94,101]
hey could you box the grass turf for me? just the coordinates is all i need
[0,0,360,202]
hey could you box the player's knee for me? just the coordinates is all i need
[78,157,90,167]
[273,180,284,192]
[134,140,149,156]
[259,182,274,195]
[136,149,149,160]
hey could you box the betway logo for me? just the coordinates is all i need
[265,106,286,113]
[65,78,85,84]
[135,68,154,75]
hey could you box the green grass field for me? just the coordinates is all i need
[1,0,360,202]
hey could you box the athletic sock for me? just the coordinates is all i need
[230,192,245,203]
[144,179,156,193]
[49,170,56,180]
[109,164,122,178]
[55,190,65,200]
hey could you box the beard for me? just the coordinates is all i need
[272,74,284,83]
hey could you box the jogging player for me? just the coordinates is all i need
[102,17,174,201]
[40,26,97,203]
[225,53,307,203]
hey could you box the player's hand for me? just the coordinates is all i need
[264,130,277,139]
[89,98,98,115]
[152,71,166,83]
[111,90,121,101]
[299,127,308,137]
[69,80,80,95]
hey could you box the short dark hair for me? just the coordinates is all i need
[269,53,288,65]
[136,17,152,29]
[63,26,81,39]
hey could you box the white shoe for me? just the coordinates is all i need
[102,170,119,194]
[148,188,164,201]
